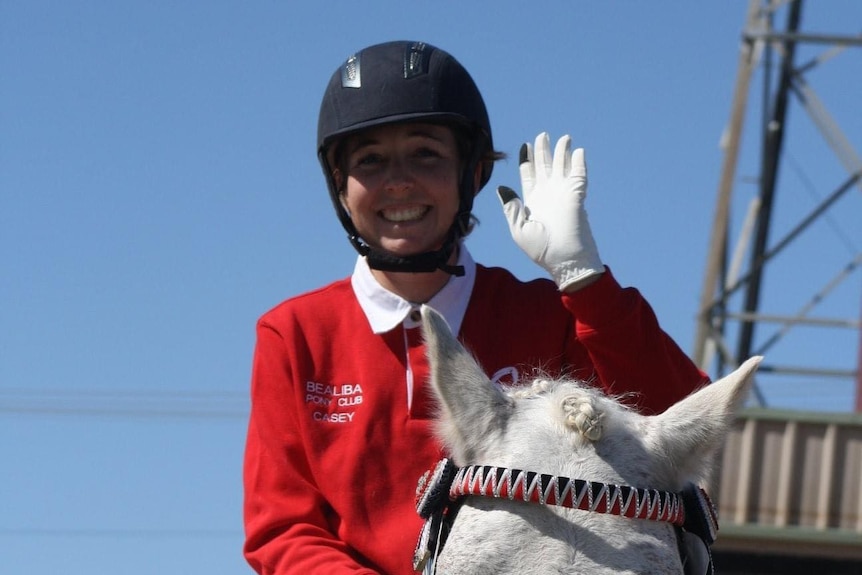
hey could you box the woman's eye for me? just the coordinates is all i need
[414,147,442,160]
[354,153,382,167]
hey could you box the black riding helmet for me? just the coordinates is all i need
[317,41,494,276]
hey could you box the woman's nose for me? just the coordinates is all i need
[383,158,413,193]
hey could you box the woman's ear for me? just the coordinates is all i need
[472,162,483,197]
[337,184,351,216]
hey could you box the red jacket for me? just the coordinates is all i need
[243,265,706,575]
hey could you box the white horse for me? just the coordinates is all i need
[414,305,761,575]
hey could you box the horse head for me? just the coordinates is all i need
[417,305,760,574]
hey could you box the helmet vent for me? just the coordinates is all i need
[341,54,361,88]
[403,42,430,79]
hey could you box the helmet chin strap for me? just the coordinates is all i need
[349,224,466,277]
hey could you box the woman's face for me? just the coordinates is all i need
[338,122,461,257]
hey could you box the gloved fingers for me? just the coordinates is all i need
[570,146,587,177]
[496,185,520,206]
[497,185,526,226]
[569,146,588,202]
[534,132,553,181]
[518,141,532,165]
[497,185,544,248]
[518,143,536,200]
[552,134,572,176]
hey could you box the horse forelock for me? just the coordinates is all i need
[505,377,639,445]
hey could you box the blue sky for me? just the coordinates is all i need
[1,2,860,573]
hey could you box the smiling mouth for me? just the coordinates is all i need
[380,206,429,223]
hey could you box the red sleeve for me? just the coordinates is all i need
[561,268,709,415]
[243,321,380,575]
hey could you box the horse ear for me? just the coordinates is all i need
[648,356,762,481]
[421,305,512,463]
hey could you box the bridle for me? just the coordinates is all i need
[413,459,718,574]
[449,464,686,524]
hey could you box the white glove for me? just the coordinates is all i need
[497,132,604,291]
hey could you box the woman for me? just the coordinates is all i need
[243,40,707,575]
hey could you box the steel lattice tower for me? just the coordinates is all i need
[692,0,862,411]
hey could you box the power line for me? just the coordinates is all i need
[0,387,246,399]
[0,387,249,419]
[0,405,248,418]
[0,527,241,539]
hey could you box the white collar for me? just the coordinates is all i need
[351,244,476,335]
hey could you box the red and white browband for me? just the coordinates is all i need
[448,464,686,526]
[414,459,719,572]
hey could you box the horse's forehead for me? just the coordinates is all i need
[508,384,601,430]
[505,378,596,400]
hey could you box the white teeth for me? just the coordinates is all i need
[382,206,427,222]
